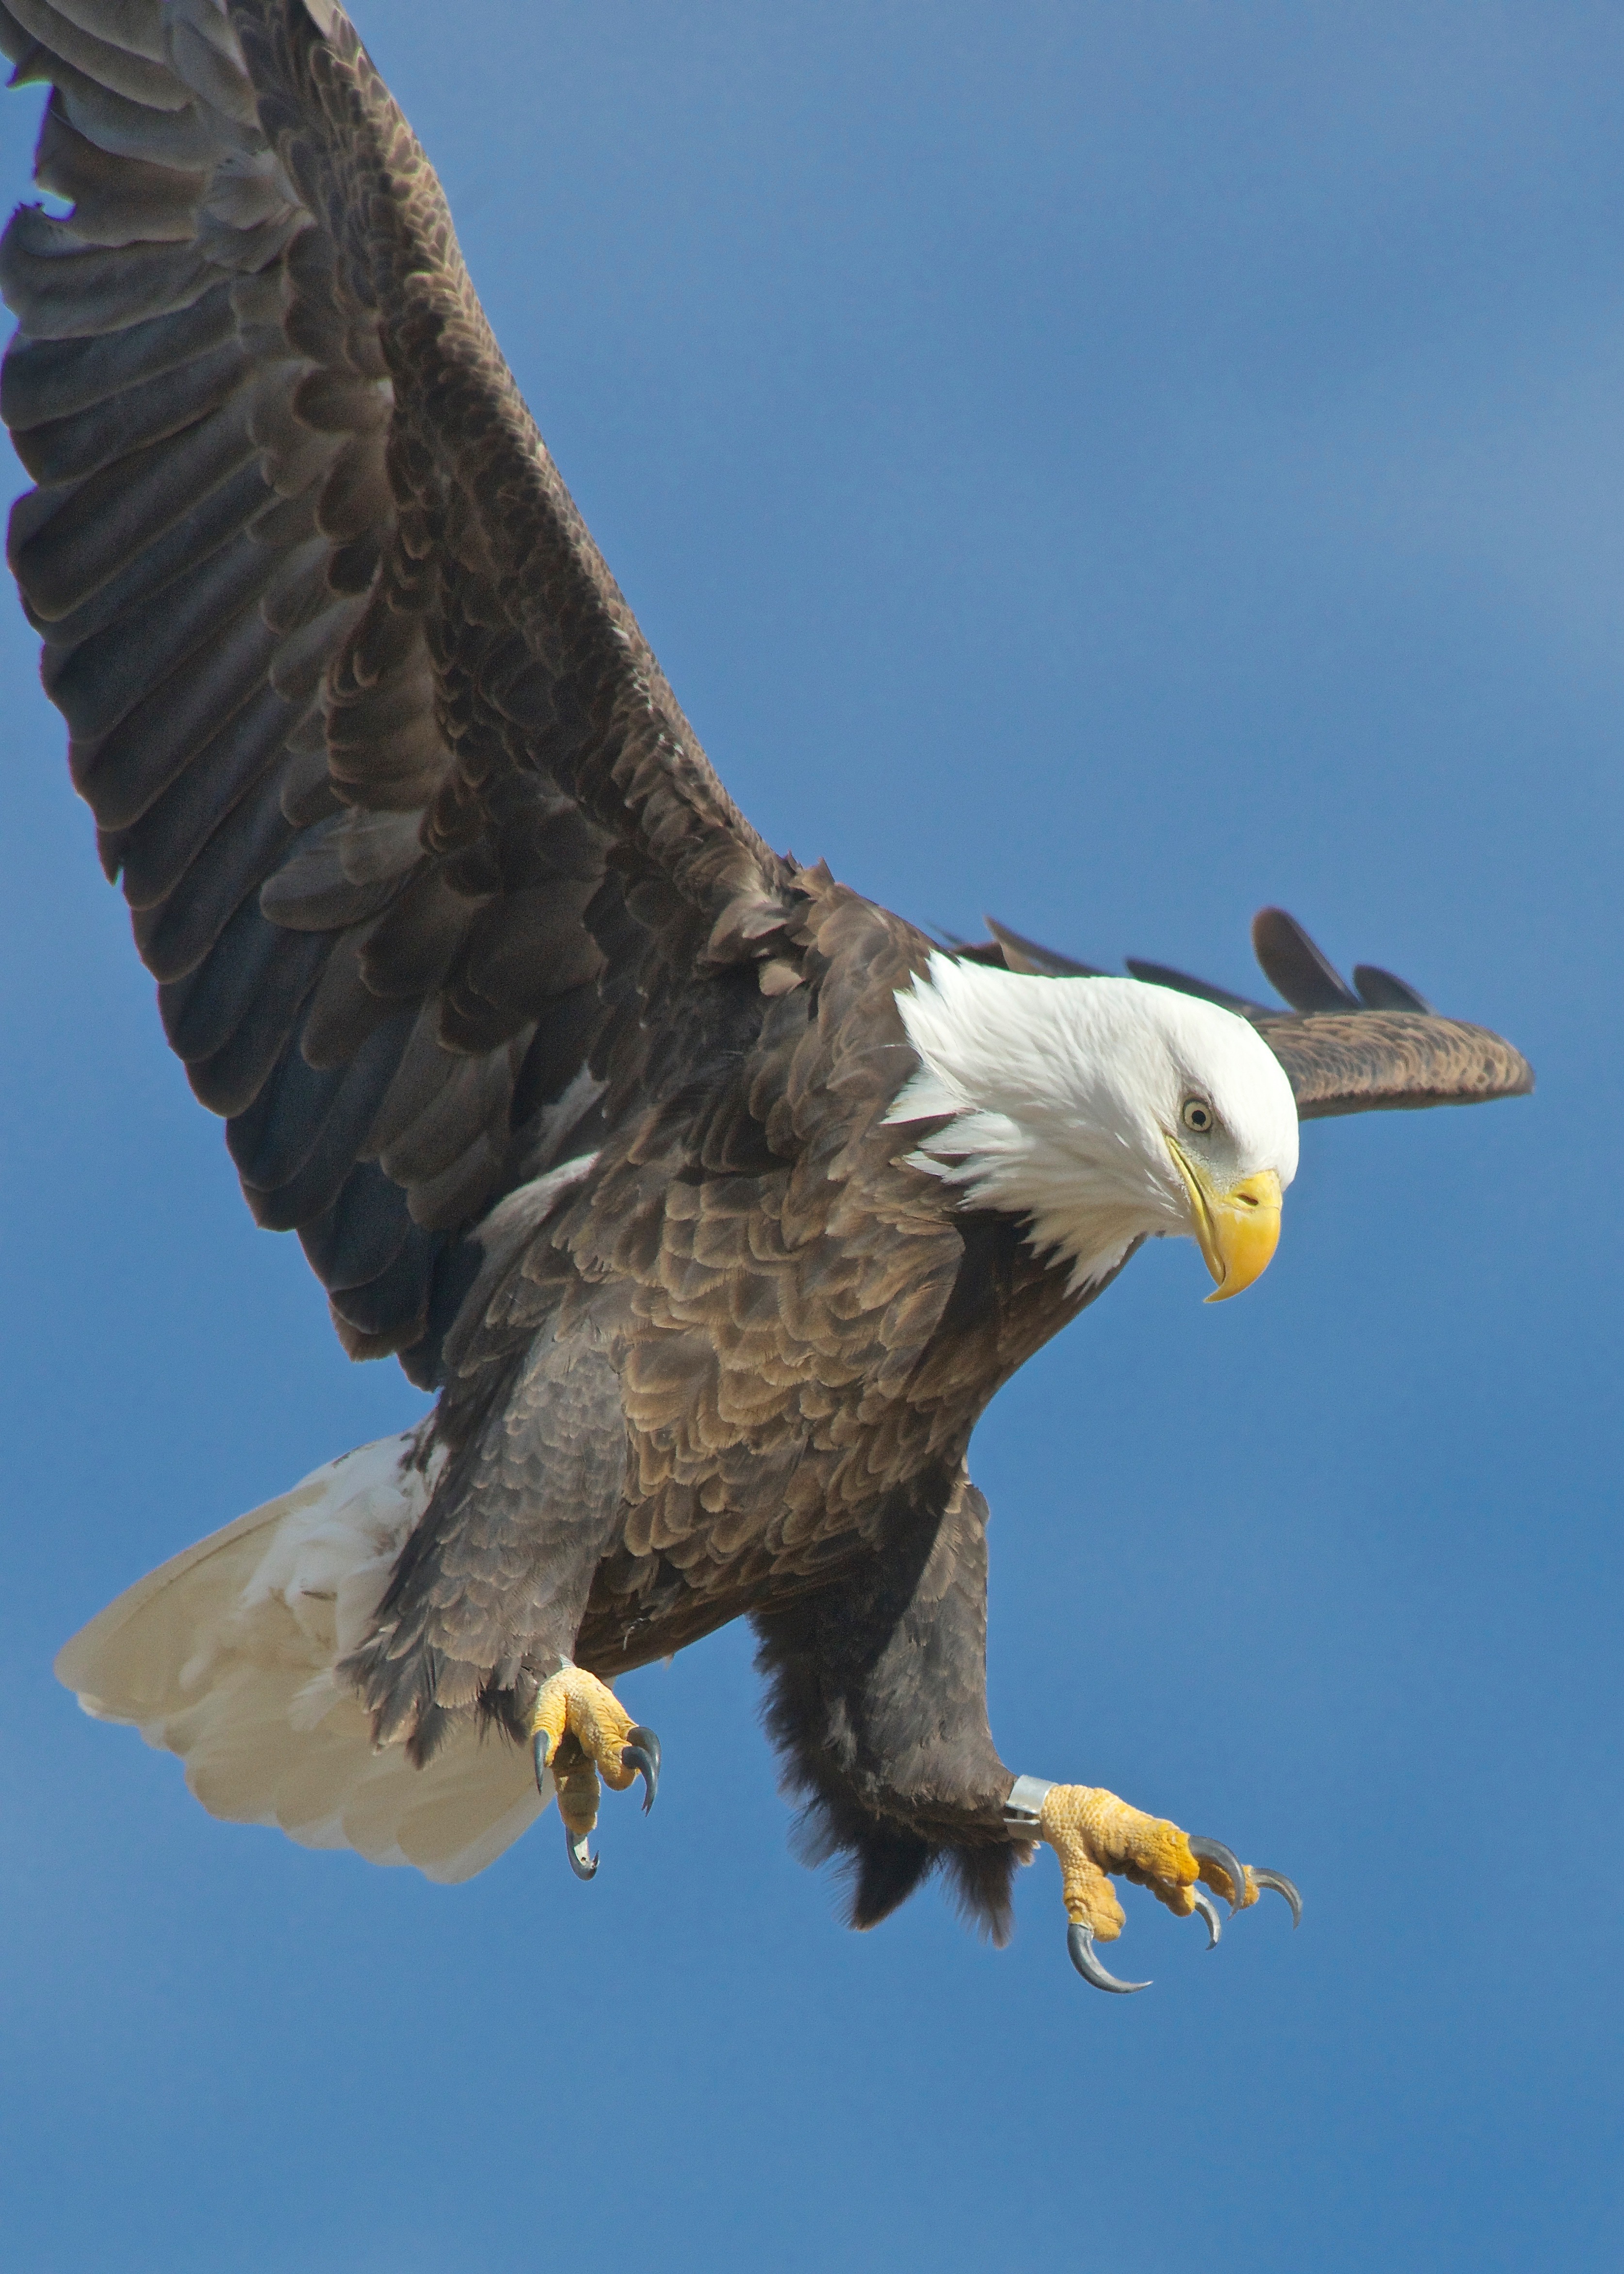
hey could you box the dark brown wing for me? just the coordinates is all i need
[0,0,796,1382]
[971,909,1533,1120]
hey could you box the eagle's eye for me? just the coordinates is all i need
[1180,1097,1215,1135]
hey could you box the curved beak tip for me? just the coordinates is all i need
[1168,1141,1283,1304]
[1201,1187,1281,1302]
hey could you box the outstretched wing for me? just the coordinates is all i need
[1,0,796,1382]
[969,909,1533,1119]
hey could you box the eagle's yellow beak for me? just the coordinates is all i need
[1165,1142,1283,1303]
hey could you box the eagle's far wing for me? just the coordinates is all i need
[1,0,796,1383]
[972,910,1533,1120]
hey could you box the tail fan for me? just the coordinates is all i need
[54,1431,549,1884]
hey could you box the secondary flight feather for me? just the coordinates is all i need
[3,0,1531,1990]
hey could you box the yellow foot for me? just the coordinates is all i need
[529,1664,661,1881]
[1013,1779,1300,1994]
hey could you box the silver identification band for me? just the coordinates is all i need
[1003,1774,1056,1834]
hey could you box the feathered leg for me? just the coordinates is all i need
[752,1471,1020,1941]
[341,1330,663,1880]
[755,1465,1300,1984]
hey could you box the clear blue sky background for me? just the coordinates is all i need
[1,6,1618,2270]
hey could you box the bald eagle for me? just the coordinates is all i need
[4,0,1530,1992]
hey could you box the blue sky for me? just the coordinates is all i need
[1,5,1619,2269]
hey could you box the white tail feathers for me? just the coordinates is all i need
[54,1430,550,1884]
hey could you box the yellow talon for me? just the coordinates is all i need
[529,1664,661,1880]
[1038,1785,1202,1940]
[1032,1784,1301,1982]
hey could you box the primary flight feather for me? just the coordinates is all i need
[4,0,1531,1986]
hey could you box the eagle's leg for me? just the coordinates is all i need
[1012,1780,1300,1992]
[530,1664,660,1881]
[754,1472,1301,1985]
[753,1474,1028,1940]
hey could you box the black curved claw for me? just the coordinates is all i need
[565,1820,599,1881]
[531,1730,552,1794]
[621,1723,661,1813]
[1250,1868,1303,1927]
[1188,1834,1249,1914]
[1190,1888,1223,1949]
[1067,1921,1152,1994]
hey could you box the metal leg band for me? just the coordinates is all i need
[1003,1773,1056,1835]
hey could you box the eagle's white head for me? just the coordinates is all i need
[887,954,1300,1299]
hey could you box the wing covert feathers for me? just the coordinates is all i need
[1247,1007,1533,1119]
[971,908,1532,1120]
[54,1429,549,1880]
[2,0,795,1381]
